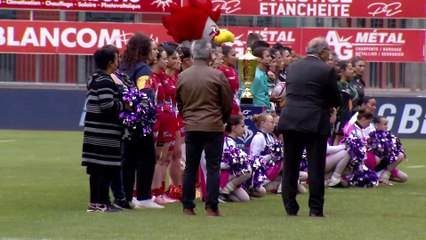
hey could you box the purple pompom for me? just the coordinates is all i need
[260,141,284,168]
[368,130,401,166]
[222,146,251,177]
[119,86,157,137]
[345,132,378,187]
[242,156,268,190]
[345,132,366,170]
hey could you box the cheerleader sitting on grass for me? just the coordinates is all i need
[219,115,252,202]
[367,116,408,185]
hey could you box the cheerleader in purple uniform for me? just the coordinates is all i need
[325,108,350,187]
[345,97,407,184]
[367,116,408,184]
[345,96,377,138]
[219,115,252,202]
[343,109,378,187]
[248,113,274,197]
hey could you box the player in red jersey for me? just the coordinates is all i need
[217,45,241,115]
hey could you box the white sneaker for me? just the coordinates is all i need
[161,194,179,203]
[327,177,341,187]
[134,197,164,209]
[277,183,282,194]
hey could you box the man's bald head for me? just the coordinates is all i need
[306,37,330,62]
[307,37,329,54]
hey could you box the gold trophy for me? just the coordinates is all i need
[238,47,258,104]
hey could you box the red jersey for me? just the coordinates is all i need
[218,65,241,115]
[151,71,166,106]
[161,73,178,114]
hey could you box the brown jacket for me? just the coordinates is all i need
[177,60,233,132]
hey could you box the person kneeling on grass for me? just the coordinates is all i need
[325,108,350,187]
[219,115,252,202]
[367,116,408,185]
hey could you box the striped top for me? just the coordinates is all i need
[82,70,124,167]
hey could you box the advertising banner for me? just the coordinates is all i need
[0,20,425,63]
[209,0,426,19]
[301,28,426,62]
[224,26,301,56]
[0,89,425,139]
[1,1,425,18]
[0,0,181,13]
[0,20,173,54]
[236,105,265,153]
[376,97,426,139]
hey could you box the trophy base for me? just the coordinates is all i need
[241,98,253,104]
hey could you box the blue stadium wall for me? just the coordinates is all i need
[1,88,426,139]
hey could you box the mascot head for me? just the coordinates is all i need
[162,0,233,45]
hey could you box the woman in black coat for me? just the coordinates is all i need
[82,45,127,212]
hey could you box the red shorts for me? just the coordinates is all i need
[365,151,399,177]
[154,111,178,143]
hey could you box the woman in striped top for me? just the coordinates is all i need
[82,45,127,212]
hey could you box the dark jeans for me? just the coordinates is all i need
[108,171,125,203]
[87,165,120,205]
[121,134,156,201]
[281,130,327,215]
[182,131,223,211]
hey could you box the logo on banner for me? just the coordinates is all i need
[326,30,406,60]
[151,0,174,11]
[248,28,296,44]
[326,31,353,61]
[238,129,254,144]
[367,2,402,17]
[258,0,353,17]
[212,0,241,14]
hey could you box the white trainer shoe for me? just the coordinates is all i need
[327,177,342,187]
[277,183,282,194]
[134,197,165,209]
[161,194,179,203]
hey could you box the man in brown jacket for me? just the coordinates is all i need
[176,39,233,217]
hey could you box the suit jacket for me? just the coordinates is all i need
[176,60,233,132]
[278,56,341,136]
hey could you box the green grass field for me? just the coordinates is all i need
[0,130,425,240]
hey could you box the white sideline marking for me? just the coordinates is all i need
[0,139,16,143]
[405,165,425,169]
[410,192,426,196]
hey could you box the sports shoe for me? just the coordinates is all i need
[327,177,342,187]
[87,203,97,212]
[113,199,134,210]
[106,204,122,212]
[87,203,120,213]
[218,193,233,203]
[153,195,169,205]
[277,183,282,194]
[134,197,165,209]
[161,194,179,203]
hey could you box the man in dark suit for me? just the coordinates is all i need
[278,37,341,217]
[176,39,233,217]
